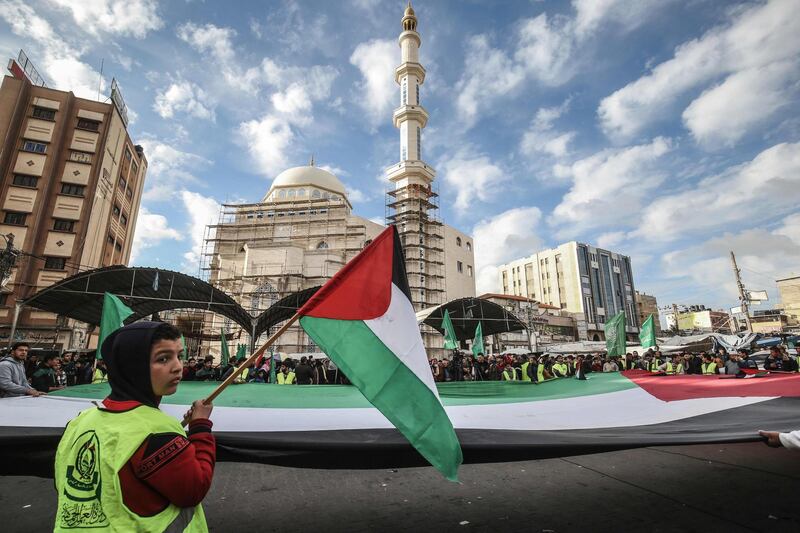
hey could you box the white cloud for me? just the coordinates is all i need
[50,0,163,38]
[350,39,396,128]
[682,60,798,148]
[598,0,800,141]
[0,1,105,99]
[520,101,576,158]
[551,137,672,234]
[153,80,215,120]
[238,115,294,176]
[177,22,236,63]
[130,207,182,264]
[439,149,508,214]
[136,139,208,201]
[180,190,220,270]
[634,142,800,242]
[597,231,625,249]
[472,207,544,294]
[260,61,338,123]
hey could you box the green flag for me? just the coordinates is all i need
[442,309,458,350]
[220,329,230,366]
[605,311,627,357]
[235,343,247,361]
[180,334,188,361]
[639,314,657,349]
[471,322,484,359]
[97,293,134,360]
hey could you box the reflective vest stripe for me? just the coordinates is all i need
[277,371,295,384]
[520,362,531,382]
[537,365,545,382]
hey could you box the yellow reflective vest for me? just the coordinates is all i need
[702,362,717,375]
[552,363,568,377]
[92,368,107,384]
[277,371,295,384]
[502,368,517,381]
[520,362,531,382]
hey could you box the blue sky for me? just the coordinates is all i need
[1,0,799,314]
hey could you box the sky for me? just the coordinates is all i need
[1,0,799,314]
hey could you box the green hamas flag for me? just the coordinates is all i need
[605,311,627,357]
[235,343,247,360]
[97,293,134,360]
[442,309,458,350]
[471,322,484,359]
[220,329,230,366]
[639,314,657,349]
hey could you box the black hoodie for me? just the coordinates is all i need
[101,321,163,408]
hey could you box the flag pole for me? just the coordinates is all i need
[181,311,301,427]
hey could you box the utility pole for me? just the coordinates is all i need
[730,251,752,332]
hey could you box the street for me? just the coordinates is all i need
[2,442,798,532]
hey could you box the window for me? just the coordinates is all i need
[12,174,38,187]
[415,82,420,104]
[312,189,321,199]
[69,151,91,164]
[61,183,85,196]
[3,212,26,225]
[124,148,132,161]
[131,162,138,176]
[297,188,305,196]
[114,242,122,252]
[32,106,55,120]
[416,126,421,160]
[456,236,462,247]
[466,242,472,251]
[288,189,296,198]
[53,219,74,232]
[119,177,127,190]
[457,261,463,273]
[44,257,66,270]
[76,119,100,132]
[112,204,121,216]
[317,241,329,249]
[278,190,286,199]
[401,77,408,105]
[467,265,473,277]
[419,261,425,271]
[0,293,8,306]
[420,275,425,285]
[125,188,132,200]
[22,140,46,153]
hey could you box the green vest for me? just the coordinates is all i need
[502,368,517,381]
[552,363,568,377]
[650,360,660,372]
[665,362,673,373]
[92,368,106,384]
[54,406,207,532]
[520,362,531,382]
[240,367,250,381]
[702,362,717,374]
[536,364,546,383]
[676,363,684,374]
[277,371,295,384]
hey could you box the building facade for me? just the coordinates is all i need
[498,242,639,341]
[776,275,800,326]
[0,54,146,350]
[635,291,662,336]
[663,306,732,334]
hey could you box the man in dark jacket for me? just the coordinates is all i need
[295,356,314,385]
[32,354,65,393]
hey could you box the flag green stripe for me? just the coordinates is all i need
[300,315,462,481]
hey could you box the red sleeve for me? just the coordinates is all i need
[125,419,216,509]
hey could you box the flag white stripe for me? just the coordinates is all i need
[363,283,439,399]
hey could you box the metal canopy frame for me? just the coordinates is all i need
[420,297,527,341]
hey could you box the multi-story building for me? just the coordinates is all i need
[635,291,661,336]
[0,51,146,350]
[498,242,639,341]
[749,309,789,335]
[776,275,800,326]
[663,306,732,334]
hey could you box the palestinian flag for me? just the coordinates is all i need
[2,371,800,476]
[297,225,462,481]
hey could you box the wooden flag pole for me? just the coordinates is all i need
[182,311,301,427]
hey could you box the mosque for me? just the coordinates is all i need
[202,4,475,357]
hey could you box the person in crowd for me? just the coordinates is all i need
[32,354,65,393]
[780,349,798,372]
[701,353,719,375]
[520,355,533,383]
[551,355,569,377]
[24,352,39,381]
[62,353,77,386]
[473,354,487,381]
[529,356,552,383]
[277,362,296,385]
[183,358,197,381]
[574,355,588,380]
[53,322,214,531]
[763,347,784,371]
[92,359,108,383]
[602,357,619,373]
[314,359,328,384]
[441,359,453,382]
[724,352,742,375]
[760,428,800,450]
[295,356,314,385]
[737,349,757,369]
[79,358,94,384]
[656,354,677,374]
[55,359,67,388]
[486,356,500,381]
[195,360,215,381]
[0,342,42,397]
[430,358,441,382]
[501,362,517,381]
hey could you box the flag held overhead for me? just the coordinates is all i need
[97,293,134,360]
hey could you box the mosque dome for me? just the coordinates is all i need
[262,164,348,203]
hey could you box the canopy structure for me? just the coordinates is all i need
[417,297,526,341]
[17,266,320,349]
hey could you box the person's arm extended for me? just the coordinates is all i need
[760,430,800,450]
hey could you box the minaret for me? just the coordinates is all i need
[385,2,444,312]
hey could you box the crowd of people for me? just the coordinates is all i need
[428,345,799,382]
[3,340,799,397]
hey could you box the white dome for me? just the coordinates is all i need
[263,165,347,202]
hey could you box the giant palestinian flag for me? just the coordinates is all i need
[297,225,462,481]
[3,370,800,476]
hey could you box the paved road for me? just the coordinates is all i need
[2,442,798,532]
